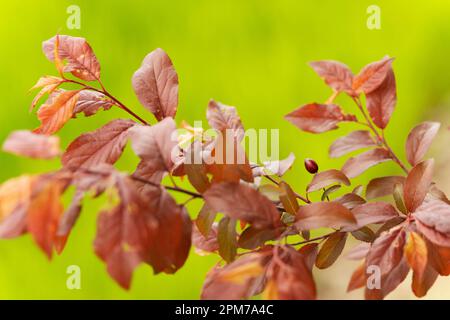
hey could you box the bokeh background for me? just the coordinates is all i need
[0,0,449,299]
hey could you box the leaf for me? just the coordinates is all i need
[56,190,83,238]
[0,175,35,231]
[62,119,135,170]
[204,182,281,229]
[238,227,279,250]
[428,183,450,205]
[29,76,64,111]
[207,100,244,141]
[34,90,80,135]
[412,259,438,298]
[196,204,217,237]
[393,183,407,214]
[279,181,299,216]
[42,35,101,81]
[94,175,192,288]
[3,130,60,159]
[352,57,394,94]
[366,176,405,199]
[341,148,392,178]
[307,169,350,192]
[309,60,354,93]
[267,246,316,300]
[403,159,434,212]
[27,179,65,259]
[347,262,367,292]
[427,240,450,276]
[414,199,450,247]
[366,68,396,129]
[345,202,399,231]
[321,185,341,201]
[404,231,428,292]
[132,48,178,121]
[366,227,406,276]
[405,122,440,166]
[253,153,296,177]
[217,217,238,262]
[316,232,347,269]
[334,193,366,209]
[184,141,211,193]
[351,227,376,242]
[206,133,253,184]
[192,223,219,254]
[329,130,376,158]
[365,257,410,300]
[285,103,356,134]
[129,117,179,177]
[73,90,114,117]
[201,251,268,300]
[295,202,356,231]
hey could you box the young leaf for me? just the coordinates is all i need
[196,204,217,237]
[366,176,405,199]
[285,103,355,133]
[405,122,440,166]
[403,159,434,212]
[3,130,60,159]
[203,182,281,229]
[306,169,350,192]
[73,90,114,118]
[29,76,64,111]
[295,202,356,231]
[62,119,135,169]
[341,148,392,178]
[217,217,238,263]
[366,68,396,129]
[309,60,354,94]
[132,48,178,121]
[207,100,244,141]
[352,57,393,94]
[414,199,450,247]
[315,232,347,269]
[329,130,376,158]
[42,35,101,81]
[253,153,296,177]
[34,90,80,135]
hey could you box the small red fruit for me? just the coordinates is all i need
[304,158,318,174]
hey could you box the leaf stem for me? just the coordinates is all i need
[289,231,335,246]
[64,79,149,125]
[263,175,311,204]
[352,96,408,174]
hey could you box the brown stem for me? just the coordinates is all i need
[352,96,409,174]
[65,79,149,125]
[289,231,335,246]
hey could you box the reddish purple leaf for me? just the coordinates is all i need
[307,169,350,192]
[207,100,244,141]
[132,48,178,121]
[345,202,399,231]
[329,130,376,158]
[404,159,434,212]
[62,119,135,170]
[406,122,440,166]
[352,57,394,94]
[73,90,114,117]
[3,130,60,159]
[366,68,396,129]
[309,60,354,94]
[203,182,281,229]
[414,199,450,247]
[342,148,392,178]
[366,176,406,199]
[295,202,356,231]
[285,103,355,133]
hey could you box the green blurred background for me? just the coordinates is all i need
[0,0,449,299]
